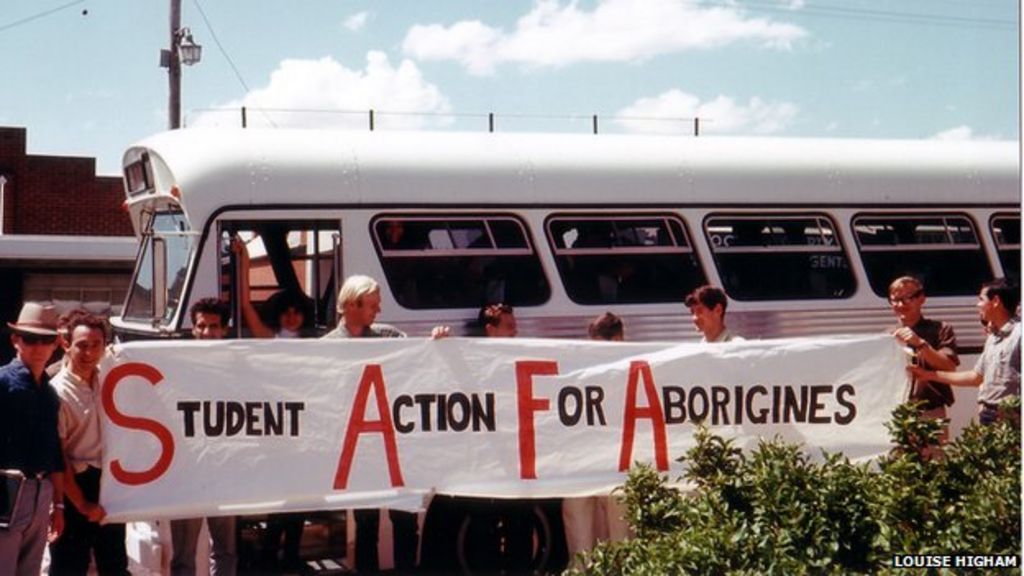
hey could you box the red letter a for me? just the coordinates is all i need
[333,364,404,489]
[618,361,668,472]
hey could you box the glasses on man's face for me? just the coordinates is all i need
[18,333,57,346]
[889,290,923,306]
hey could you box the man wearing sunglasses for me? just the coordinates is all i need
[0,302,65,575]
[889,276,959,446]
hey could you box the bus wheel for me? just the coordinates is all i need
[455,501,552,575]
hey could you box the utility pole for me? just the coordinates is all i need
[167,0,182,129]
[160,0,201,130]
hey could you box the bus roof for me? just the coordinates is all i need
[122,129,1019,228]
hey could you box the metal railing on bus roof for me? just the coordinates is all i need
[185,107,706,136]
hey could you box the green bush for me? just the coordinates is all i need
[569,398,1021,575]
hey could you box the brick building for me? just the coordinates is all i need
[0,126,137,363]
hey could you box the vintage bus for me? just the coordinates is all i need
[112,128,1018,572]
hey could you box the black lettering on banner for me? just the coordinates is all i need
[809,385,833,424]
[558,387,583,426]
[834,384,856,424]
[710,386,730,425]
[662,386,686,424]
[734,386,744,425]
[746,385,769,424]
[176,400,305,437]
[688,387,709,423]
[585,386,606,426]
[393,395,415,433]
[783,386,808,423]
[772,385,782,422]
[394,393,496,434]
[447,392,471,432]
[178,401,201,437]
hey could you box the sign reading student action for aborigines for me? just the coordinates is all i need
[98,334,906,521]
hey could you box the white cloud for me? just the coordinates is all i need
[930,125,1004,141]
[933,125,975,141]
[402,0,808,75]
[191,52,452,130]
[614,89,798,135]
[344,11,372,32]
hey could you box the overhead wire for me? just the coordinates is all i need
[0,0,86,34]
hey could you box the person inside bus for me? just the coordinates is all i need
[562,312,630,567]
[684,285,742,343]
[232,237,312,569]
[888,276,959,448]
[478,303,517,337]
[909,278,1020,426]
[322,275,448,572]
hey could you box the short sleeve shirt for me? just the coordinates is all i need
[0,359,64,475]
[52,367,104,472]
[974,319,1021,406]
[322,323,407,339]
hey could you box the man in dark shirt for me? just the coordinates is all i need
[888,276,959,445]
[0,302,66,576]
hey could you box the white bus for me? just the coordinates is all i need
[112,128,1018,572]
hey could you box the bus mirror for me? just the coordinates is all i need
[153,237,167,323]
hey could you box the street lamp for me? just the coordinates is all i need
[160,0,202,130]
[178,28,203,66]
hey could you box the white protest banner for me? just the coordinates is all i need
[98,334,906,522]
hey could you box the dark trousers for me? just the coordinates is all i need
[261,512,304,566]
[355,509,419,572]
[49,467,129,576]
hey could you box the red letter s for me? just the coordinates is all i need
[102,363,175,486]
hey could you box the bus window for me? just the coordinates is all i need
[546,215,706,305]
[991,214,1021,286]
[219,220,340,336]
[705,214,854,301]
[853,214,992,297]
[124,208,193,324]
[372,215,550,309]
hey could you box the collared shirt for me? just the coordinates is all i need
[52,366,103,473]
[974,318,1021,406]
[702,329,743,344]
[0,359,64,475]
[322,322,406,339]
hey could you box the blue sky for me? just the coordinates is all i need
[1,0,1018,176]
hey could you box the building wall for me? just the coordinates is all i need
[0,125,135,363]
[0,126,131,236]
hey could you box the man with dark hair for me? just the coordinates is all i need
[910,278,1020,425]
[49,311,129,575]
[170,297,237,576]
[478,303,517,337]
[0,302,65,575]
[684,285,740,343]
[887,276,959,444]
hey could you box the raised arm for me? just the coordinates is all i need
[232,237,273,338]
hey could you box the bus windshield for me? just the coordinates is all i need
[123,209,193,325]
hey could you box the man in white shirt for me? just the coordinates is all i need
[49,310,129,575]
[684,285,742,343]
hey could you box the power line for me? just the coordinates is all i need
[190,0,252,93]
[0,0,86,34]
[720,0,1015,30]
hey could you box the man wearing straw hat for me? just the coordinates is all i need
[0,302,66,576]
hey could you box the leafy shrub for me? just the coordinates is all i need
[568,398,1021,575]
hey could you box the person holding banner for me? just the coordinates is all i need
[478,303,518,337]
[323,275,425,573]
[0,302,65,576]
[684,285,742,343]
[562,313,630,567]
[887,276,959,446]
[170,298,237,576]
[49,311,130,575]
[910,278,1020,426]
